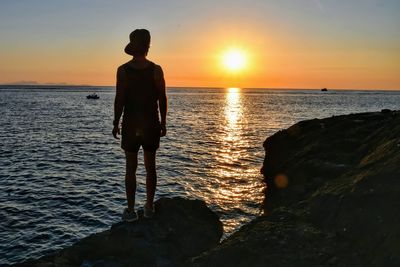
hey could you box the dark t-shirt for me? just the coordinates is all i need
[122,62,160,134]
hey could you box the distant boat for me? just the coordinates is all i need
[321,88,328,92]
[87,93,99,99]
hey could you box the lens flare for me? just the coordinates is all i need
[274,174,289,189]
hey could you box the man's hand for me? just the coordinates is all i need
[160,123,167,137]
[112,125,120,139]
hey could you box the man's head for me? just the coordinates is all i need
[124,29,151,57]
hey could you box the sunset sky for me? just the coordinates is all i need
[0,0,399,89]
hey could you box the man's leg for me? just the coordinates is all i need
[144,150,157,208]
[125,150,138,211]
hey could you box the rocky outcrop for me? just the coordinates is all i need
[192,110,400,266]
[14,197,223,267]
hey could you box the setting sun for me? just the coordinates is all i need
[222,49,247,72]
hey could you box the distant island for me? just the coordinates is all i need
[0,83,91,87]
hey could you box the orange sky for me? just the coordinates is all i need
[0,1,399,89]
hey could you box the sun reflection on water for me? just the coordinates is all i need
[217,87,245,170]
[225,87,241,140]
[205,87,264,234]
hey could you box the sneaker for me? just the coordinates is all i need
[143,203,155,218]
[122,208,138,222]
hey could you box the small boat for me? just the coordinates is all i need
[87,93,99,99]
[321,88,328,92]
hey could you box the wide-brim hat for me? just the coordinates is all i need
[124,29,151,56]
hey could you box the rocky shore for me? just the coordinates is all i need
[193,110,400,266]
[13,198,223,267]
[13,110,400,266]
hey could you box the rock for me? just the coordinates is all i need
[13,197,223,267]
[193,111,400,266]
[191,210,338,267]
[262,111,400,211]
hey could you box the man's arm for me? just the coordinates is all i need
[113,66,126,139]
[155,65,167,136]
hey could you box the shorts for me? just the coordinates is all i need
[121,125,160,153]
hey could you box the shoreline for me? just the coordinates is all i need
[194,109,400,266]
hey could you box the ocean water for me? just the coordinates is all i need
[1,86,400,265]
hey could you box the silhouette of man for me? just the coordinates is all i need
[113,29,167,222]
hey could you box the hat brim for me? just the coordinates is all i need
[124,43,135,56]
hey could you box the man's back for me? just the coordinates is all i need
[122,61,160,129]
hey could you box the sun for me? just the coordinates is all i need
[222,49,247,72]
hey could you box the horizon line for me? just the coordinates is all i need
[0,83,399,91]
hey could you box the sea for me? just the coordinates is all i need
[1,86,400,265]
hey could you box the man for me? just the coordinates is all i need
[113,29,167,222]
